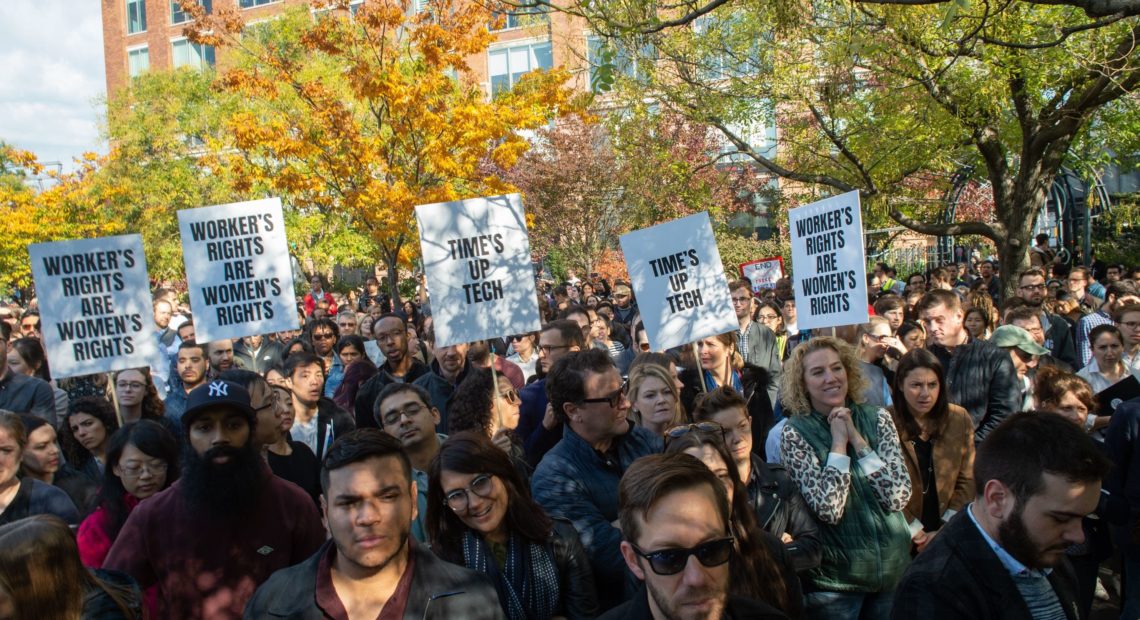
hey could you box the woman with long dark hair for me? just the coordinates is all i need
[77,420,180,568]
[426,432,598,620]
[0,412,80,526]
[664,426,804,618]
[18,414,99,518]
[888,349,974,553]
[447,368,523,459]
[0,515,141,619]
[59,396,121,483]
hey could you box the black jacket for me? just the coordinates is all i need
[244,539,506,619]
[928,337,1019,443]
[353,359,431,429]
[746,456,822,573]
[1041,311,1079,370]
[681,364,776,460]
[1105,398,1140,541]
[233,340,284,374]
[597,585,788,620]
[891,510,1081,620]
[312,397,356,463]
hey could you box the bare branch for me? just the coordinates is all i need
[855,0,1140,18]
[887,203,1001,240]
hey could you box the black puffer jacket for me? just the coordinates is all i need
[927,337,1019,443]
[746,455,822,573]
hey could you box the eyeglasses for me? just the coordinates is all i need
[664,422,727,447]
[311,332,335,341]
[1018,284,1046,291]
[758,313,780,321]
[538,344,570,354]
[730,296,751,305]
[119,461,168,477]
[578,381,627,408]
[443,474,495,512]
[631,536,735,576]
[376,330,404,343]
[381,403,426,427]
[497,389,520,405]
[1121,321,1140,330]
[116,381,145,391]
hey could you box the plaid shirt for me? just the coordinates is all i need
[1076,310,1113,367]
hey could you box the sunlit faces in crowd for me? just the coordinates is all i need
[20,423,61,479]
[207,339,236,372]
[803,347,848,413]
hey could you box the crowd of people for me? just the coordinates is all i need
[1,244,1140,620]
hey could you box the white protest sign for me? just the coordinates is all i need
[178,198,299,343]
[740,256,784,294]
[788,190,869,330]
[28,234,160,378]
[415,193,541,348]
[621,212,738,351]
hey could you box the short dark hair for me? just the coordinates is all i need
[177,339,203,353]
[693,386,749,422]
[619,452,730,546]
[1088,324,1123,347]
[373,312,407,331]
[729,279,752,294]
[335,335,366,356]
[973,412,1110,502]
[1005,306,1040,327]
[1113,303,1140,323]
[306,317,339,339]
[1107,280,1139,301]
[546,348,616,423]
[0,321,9,342]
[374,382,434,426]
[541,319,586,350]
[1018,268,1047,283]
[284,351,325,379]
[218,369,268,394]
[915,289,961,315]
[873,294,903,316]
[557,304,590,322]
[320,428,411,494]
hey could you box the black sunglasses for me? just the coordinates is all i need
[578,381,627,408]
[663,422,726,447]
[632,536,735,575]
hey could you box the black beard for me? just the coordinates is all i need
[180,441,266,517]
[997,501,1055,570]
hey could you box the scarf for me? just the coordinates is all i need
[461,529,560,620]
[703,367,743,393]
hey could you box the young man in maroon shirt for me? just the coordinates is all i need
[105,379,325,619]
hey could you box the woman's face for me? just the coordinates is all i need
[339,345,362,366]
[439,470,510,541]
[5,350,33,377]
[591,317,608,341]
[697,337,729,371]
[862,323,892,359]
[1051,391,1091,426]
[802,348,848,413]
[633,376,676,427]
[0,428,21,487]
[1092,333,1124,370]
[964,312,986,338]
[709,406,752,467]
[404,301,415,315]
[360,319,374,340]
[758,307,783,334]
[902,328,926,351]
[69,412,109,455]
[21,425,60,477]
[115,369,147,408]
[265,368,288,388]
[273,387,296,433]
[493,377,520,432]
[113,443,168,500]
[901,367,940,417]
[683,444,734,505]
[512,335,534,356]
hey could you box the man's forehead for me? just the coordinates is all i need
[540,330,564,344]
[195,406,247,423]
[380,391,427,415]
[329,455,409,491]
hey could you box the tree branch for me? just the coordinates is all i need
[888,202,1000,240]
[854,0,1140,18]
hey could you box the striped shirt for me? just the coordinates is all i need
[967,504,1066,620]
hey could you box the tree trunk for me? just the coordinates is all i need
[383,246,402,311]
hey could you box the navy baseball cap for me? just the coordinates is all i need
[181,380,256,427]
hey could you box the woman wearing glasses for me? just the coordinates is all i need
[447,368,527,471]
[112,368,179,437]
[426,432,599,620]
[663,424,804,618]
[77,420,179,568]
[779,337,912,620]
[756,301,788,360]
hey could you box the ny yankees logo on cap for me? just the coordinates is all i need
[208,381,230,397]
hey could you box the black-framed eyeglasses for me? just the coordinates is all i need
[631,536,735,576]
[381,403,426,427]
[578,381,627,408]
[664,422,726,447]
[443,474,495,512]
[538,344,570,354]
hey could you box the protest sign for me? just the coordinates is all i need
[788,190,869,330]
[415,193,541,348]
[178,198,299,343]
[739,257,784,294]
[28,234,160,378]
[621,212,738,351]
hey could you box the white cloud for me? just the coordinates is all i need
[0,1,107,169]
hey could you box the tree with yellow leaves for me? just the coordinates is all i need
[181,0,577,302]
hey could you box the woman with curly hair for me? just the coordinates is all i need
[446,368,529,476]
[59,396,121,483]
[112,368,178,437]
[778,336,912,619]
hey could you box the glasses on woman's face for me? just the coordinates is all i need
[631,536,735,575]
[663,422,726,447]
[443,474,495,512]
[116,381,145,391]
[497,388,520,405]
[119,460,168,478]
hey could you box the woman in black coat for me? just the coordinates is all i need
[426,431,599,620]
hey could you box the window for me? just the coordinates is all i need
[172,39,216,69]
[586,35,655,93]
[127,0,147,34]
[692,15,767,80]
[487,41,553,95]
[127,46,150,77]
[239,0,278,7]
[172,0,212,24]
[491,7,548,30]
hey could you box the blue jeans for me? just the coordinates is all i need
[804,590,895,620]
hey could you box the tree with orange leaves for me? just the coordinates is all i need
[180,0,577,303]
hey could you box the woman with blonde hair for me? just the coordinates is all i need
[627,363,685,437]
[778,337,912,619]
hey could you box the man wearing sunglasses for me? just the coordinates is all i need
[600,452,786,620]
[532,349,663,611]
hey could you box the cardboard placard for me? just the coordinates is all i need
[739,256,785,293]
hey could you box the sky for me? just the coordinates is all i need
[0,1,107,172]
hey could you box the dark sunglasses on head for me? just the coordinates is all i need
[632,536,735,575]
[664,422,726,447]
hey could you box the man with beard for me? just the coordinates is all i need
[516,320,585,466]
[892,412,1108,619]
[207,338,240,377]
[353,314,430,429]
[1016,269,1079,369]
[165,340,209,423]
[105,379,325,619]
[244,429,504,619]
[286,352,356,463]
[412,332,470,432]
[599,452,787,620]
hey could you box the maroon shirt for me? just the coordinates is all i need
[315,539,416,620]
[104,471,325,619]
